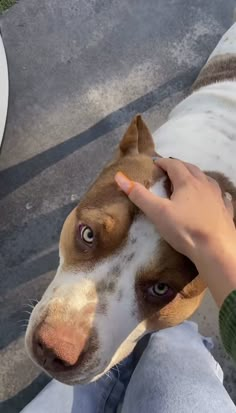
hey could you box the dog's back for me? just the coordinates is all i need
[153,23,236,189]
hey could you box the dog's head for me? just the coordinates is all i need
[25,115,206,385]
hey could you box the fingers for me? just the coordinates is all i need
[183,163,207,180]
[115,172,170,220]
[154,158,192,187]
[155,158,208,181]
[206,175,220,188]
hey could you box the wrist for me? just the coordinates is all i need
[191,234,236,307]
[190,232,236,268]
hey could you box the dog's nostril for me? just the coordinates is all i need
[52,356,72,369]
[33,323,86,371]
[34,339,73,371]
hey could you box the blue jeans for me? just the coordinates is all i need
[21,322,236,413]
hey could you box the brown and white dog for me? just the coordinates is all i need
[26,24,236,385]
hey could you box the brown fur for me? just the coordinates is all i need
[60,116,164,271]
[192,54,236,91]
[135,241,205,326]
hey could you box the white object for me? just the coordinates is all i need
[0,32,9,149]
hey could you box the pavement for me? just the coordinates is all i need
[0,0,236,412]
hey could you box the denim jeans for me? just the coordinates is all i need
[21,322,236,413]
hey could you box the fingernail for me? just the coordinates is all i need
[115,172,135,194]
[225,192,232,201]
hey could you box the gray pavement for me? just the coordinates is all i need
[0,0,236,412]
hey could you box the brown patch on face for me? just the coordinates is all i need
[135,241,206,329]
[192,54,236,91]
[59,115,166,271]
[136,173,236,330]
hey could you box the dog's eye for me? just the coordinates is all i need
[79,225,94,244]
[148,283,169,296]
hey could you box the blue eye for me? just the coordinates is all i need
[148,283,169,296]
[79,225,94,244]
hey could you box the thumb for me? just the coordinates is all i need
[115,172,169,220]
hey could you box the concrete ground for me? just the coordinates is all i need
[0,0,236,412]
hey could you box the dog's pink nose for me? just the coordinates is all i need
[33,322,86,372]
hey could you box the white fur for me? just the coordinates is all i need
[153,81,236,186]
[150,176,169,198]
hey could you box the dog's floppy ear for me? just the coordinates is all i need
[119,115,155,157]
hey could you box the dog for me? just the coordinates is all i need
[25,23,236,386]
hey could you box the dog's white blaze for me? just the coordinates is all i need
[208,23,236,59]
[90,214,162,372]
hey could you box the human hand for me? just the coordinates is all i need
[115,158,235,266]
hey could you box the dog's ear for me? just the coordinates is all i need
[119,115,155,157]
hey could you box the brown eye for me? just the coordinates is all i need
[79,225,94,245]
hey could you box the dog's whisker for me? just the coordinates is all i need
[22,310,33,316]
[112,364,120,379]
[23,303,35,309]
[23,303,34,309]
[105,371,112,381]
[28,298,39,303]
[17,319,29,324]
[24,298,39,308]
